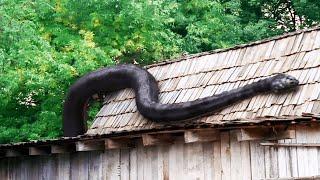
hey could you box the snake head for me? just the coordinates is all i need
[269,74,299,93]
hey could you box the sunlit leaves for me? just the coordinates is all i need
[0,0,319,143]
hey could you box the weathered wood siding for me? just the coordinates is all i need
[1,125,320,180]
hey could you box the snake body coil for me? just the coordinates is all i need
[63,64,299,137]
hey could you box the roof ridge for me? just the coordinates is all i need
[144,26,320,69]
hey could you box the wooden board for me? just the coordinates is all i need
[3,125,320,179]
[76,140,104,151]
[105,138,135,149]
[51,144,75,154]
[237,127,296,141]
[142,134,175,146]
[29,146,50,156]
[184,129,220,143]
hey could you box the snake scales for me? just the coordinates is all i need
[63,64,299,137]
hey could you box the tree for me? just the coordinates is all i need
[0,0,319,143]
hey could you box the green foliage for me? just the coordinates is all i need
[0,0,319,143]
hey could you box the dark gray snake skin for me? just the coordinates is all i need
[63,64,299,137]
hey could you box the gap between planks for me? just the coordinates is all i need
[262,175,320,180]
[260,142,320,147]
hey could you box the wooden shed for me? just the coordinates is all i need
[1,27,320,180]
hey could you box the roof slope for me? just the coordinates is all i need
[87,27,320,135]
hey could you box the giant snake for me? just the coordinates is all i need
[63,64,299,137]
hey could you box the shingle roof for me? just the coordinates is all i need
[87,27,320,135]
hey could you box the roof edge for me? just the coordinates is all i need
[1,115,318,148]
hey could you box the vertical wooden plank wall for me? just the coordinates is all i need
[1,125,320,180]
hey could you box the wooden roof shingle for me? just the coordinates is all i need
[87,27,320,135]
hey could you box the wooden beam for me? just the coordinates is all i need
[237,127,295,141]
[184,129,220,143]
[5,149,25,157]
[51,144,75,154]
[268,129,296,140]
[29,146,50,156]
[105,138,135,149]
[142,134,175,146]
[0,150,5,158]
[76,140,104,151]
[5,150,20,157]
